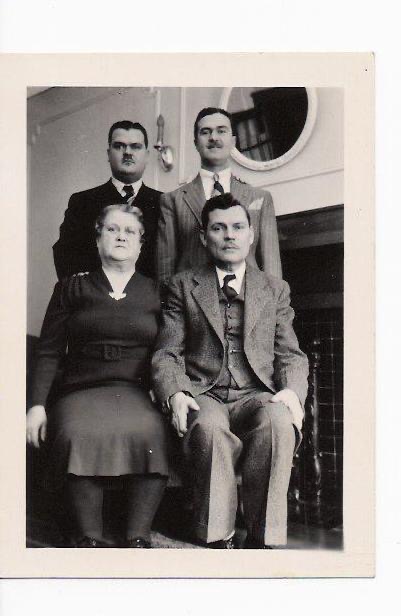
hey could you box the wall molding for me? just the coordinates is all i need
[152,88,161,191]
[240,165,344,190]
[178,88,187,185]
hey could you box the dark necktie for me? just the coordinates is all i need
[123,184,135,202]
[211,173,224,197]
[222,274,238,301]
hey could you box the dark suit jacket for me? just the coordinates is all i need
[152,264,308,408]
[53,180,161,280]
[156,173,282,287]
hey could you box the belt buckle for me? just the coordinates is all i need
[103,344,121,361]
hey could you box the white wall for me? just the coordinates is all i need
[27,86,343,335]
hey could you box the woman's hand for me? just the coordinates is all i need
[26,405,47,448]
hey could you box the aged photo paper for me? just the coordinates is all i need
[0,52,374,578]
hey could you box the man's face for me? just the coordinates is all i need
[107,128,149,183]
[195,113,236,170]
[200,205,254,271]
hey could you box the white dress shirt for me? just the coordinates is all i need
[111,176,143,199]
[215,262,246,294]
[200,167,231,200]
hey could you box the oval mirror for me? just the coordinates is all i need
[220,87,318,171]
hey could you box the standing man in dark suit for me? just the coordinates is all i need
[53,120,161,280]
[152,193,308,548]
[157,107,282,289]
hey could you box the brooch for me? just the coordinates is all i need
[109,292,126,301]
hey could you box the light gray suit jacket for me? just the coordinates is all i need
[152,264,308,408]
[156,174,282,287]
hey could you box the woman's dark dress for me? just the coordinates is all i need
[31,269,169,487]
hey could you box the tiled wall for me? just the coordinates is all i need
[293,308,343,524]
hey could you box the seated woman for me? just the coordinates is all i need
[26,204,169,548]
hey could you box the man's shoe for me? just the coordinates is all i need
[208,536,237,549]
[243,537,273,549]
[76,536,105,548]
[126,537,152,548]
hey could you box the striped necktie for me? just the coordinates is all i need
[211,173,224,197]
[123,184,135,203]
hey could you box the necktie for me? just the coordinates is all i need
[123,185,135,202]
[211,173,224,197]
[222,274,238,301]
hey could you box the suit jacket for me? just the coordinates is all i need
[53,179,162,280]
[156,173,282,287]
[151,264,308,408]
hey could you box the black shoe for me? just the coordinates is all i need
[126,537,152,548]
[76,536,105,548]
[208,536,237,549]
[243,537,273,549]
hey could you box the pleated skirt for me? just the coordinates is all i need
[44,382,169,489]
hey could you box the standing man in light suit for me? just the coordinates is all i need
[152,193,308,548]
[156,107,282,289]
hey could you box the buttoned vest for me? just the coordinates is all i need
[214,277,261,390]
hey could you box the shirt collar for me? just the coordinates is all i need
[111,176,143,197]
[215,261,246,294]
[200,167,232,198]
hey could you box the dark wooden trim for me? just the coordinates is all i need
[278,204,344,251]
[292,292,343,310]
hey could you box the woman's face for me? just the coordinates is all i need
[97,209,142,266]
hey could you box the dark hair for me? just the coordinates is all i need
[95,204,145,240]
[108,121,148,148]
[193,107,233,142]
[201,193,251,230]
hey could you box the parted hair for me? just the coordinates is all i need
[193,107,234,141]
[201,193,251,230]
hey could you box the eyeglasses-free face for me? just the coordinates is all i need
[107,128,149,183]
[195,113,236,171]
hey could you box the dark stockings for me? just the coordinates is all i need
[67,475,104,540]
[67,474,167,542]
[125,475,167,541]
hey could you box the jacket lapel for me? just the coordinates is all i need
[103,179,124,201]
[230,176,252,207]
[191,266,224,343]
[243,266,274,339]
[183,174,206,226]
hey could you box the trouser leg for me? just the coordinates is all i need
[125,474,167,541]
[183,394,242,543]
[66,474,104,541]
[231,394,296,546]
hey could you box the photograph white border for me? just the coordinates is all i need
[0,52,374,579]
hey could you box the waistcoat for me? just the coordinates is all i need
[214,277,260,390]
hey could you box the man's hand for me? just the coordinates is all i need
[271,388,304,431]
[169,392,200,438]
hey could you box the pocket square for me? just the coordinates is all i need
[248,198,264,211]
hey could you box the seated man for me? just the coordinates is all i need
[152,193,308,549]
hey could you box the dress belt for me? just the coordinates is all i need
[79,344,148,362]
